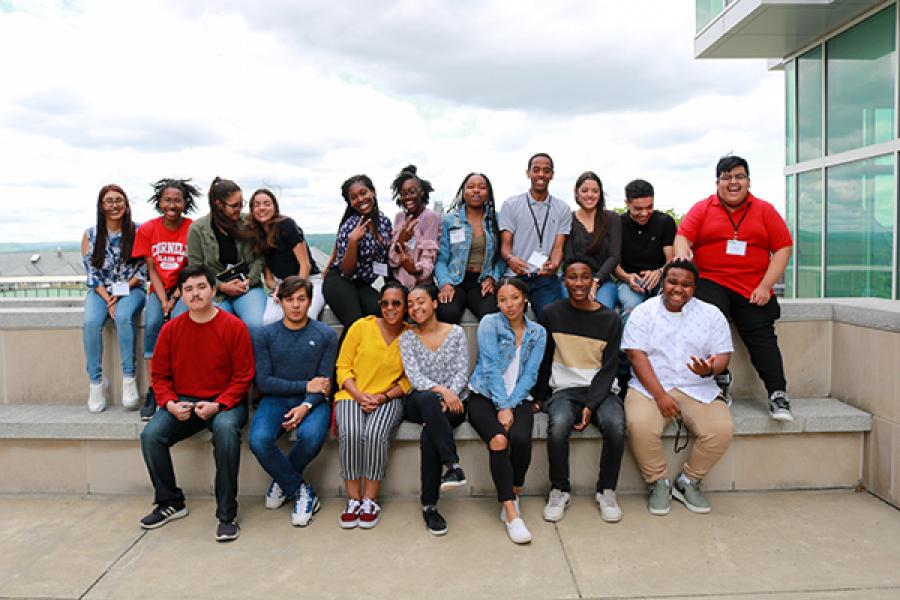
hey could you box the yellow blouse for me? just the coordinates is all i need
[335,316,412,402]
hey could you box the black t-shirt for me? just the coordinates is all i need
[213,224,239,268]
[619,211,676,273]
[264,217,321,280]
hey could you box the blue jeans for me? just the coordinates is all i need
[216,286,267,330]
[140,398,248,522]
[561,279,618,309]
[616,281,659,325]
[545,387,626,492]
[143,294,187,359]
[520,274,562,320]
[83,287,146,383]
[249,397,331,498]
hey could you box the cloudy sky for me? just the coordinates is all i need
[0,0,784,242]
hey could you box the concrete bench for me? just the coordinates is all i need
[0,397,871,499]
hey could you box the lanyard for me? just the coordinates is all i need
[721,203,749,240]
[526,195,552,249]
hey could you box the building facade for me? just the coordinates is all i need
[696,0,898,299]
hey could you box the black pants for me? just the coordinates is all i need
[322,269,380,328]
[545,388,626,493]
[403,390,466,506]
[695,278,787,395]
[436,271,499,324]
[467,393,533,502]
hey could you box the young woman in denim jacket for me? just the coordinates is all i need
[467,277,546,544]
[81,184,147,413]
[434,173,506,323]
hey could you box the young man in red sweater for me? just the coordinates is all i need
[139,265,255,542]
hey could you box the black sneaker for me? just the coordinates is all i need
[768,391,794,422]
[423,506,448,536]
[439,467,467,491]
[140,388,157,422]
[139,503,188,529]
[215,520,240,542]
[714,371,733,407]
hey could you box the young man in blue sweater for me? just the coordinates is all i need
[249,276,338,526]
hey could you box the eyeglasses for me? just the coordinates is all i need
[718,174,748,183]
[223,200,244,210]
[400,187,421,198]
[379,299,404,308]
[102,198,125,207]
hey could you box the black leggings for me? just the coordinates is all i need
[403,391,466,506]
[436,271,499,324]
[467,393,533,502]
[322,269,380,329]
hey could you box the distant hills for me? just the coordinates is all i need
[0,234,338,255]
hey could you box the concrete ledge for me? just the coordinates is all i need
[0,397,871,441]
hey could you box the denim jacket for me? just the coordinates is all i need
[434,207,507,288]
[468,312,547,410]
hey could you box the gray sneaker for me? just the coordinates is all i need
[768,391,794,422]
[672,477,711,514]
[648,479,671,516]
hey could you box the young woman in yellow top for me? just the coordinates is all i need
[334,281,411,529]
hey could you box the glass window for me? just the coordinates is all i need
[797,46,822,162]
[826,5,896,155]
[825,155,894,298]
[797,170,822,297]
[785,60,796,165]
[695,0,727,33]
[784,175,795,298]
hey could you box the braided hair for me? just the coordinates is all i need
[449,172,500,243]
[148,178,200,215]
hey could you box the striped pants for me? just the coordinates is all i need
[335,398,404,481]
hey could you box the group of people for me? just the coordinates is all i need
[81,153,795,544]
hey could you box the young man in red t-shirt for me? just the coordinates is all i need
[139,265,254,542]
[673,156,794,422]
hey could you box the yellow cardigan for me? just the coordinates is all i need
[335,316,411,402]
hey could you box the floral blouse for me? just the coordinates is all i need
[399,325,470,400]
[82,226,147,292]
[331,212,393,284]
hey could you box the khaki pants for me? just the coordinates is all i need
[625,388,734,483]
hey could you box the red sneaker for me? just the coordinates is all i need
[358,497,381,529]
[339,498,361,529]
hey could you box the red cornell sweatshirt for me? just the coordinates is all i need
[151,309,255,409]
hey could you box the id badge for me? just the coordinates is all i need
[373,262,389,277]
[406,237,416,251]
[527,250,548,271]
[726,239,747,256]
[449,228,466,244]
[111,281,130,297]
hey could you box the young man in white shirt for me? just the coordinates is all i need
[621,259,734,515]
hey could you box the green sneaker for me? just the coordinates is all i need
[647,479,671,516]
[672,477,711,514]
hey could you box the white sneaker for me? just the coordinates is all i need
[595,489,622,523]
[265,481,286,509]
[500,496,520,523]
[542,489,571,522]
[122,376,140,410]
[505,517,532,544]
[87,378,108,413]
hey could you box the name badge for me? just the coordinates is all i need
[449,229,466,244]
[726,239,747,256]
[527,251,548,271]
[406,237,416,251]
[111,282,130,297]
[373,262,389,277]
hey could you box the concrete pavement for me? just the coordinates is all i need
[1,490,899,600]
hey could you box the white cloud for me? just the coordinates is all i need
[0,0,785,243]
